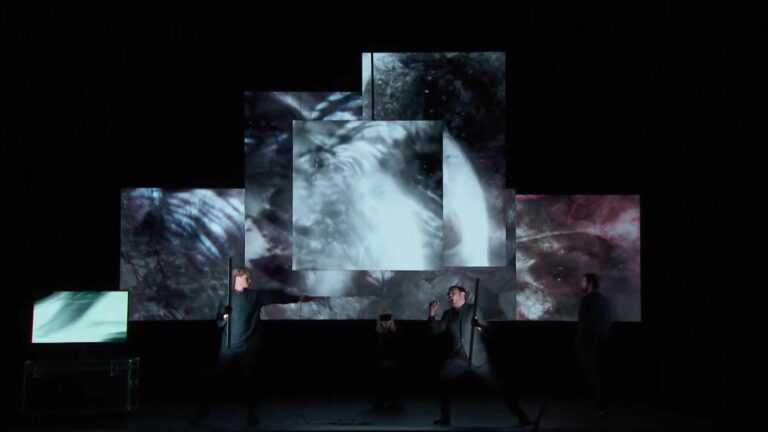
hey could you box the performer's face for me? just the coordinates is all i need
[447,288,466,309]
[580,276,590,294]
[234,274,251,291]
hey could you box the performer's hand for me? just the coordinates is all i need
[471,316,483,330]
[223,305,232,319]
[429,300,440,316]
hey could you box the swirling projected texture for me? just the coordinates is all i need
[246,93,515,320]
[32,292,128,343]
[362,52,507,268]
[245,92,379,298]
[120,188,245,320]
[263,267,516,320]
[505,189,517,268]
[263,189,518,320]
[515,195,641,322]
[293,120,443,271]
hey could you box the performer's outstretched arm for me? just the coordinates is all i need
[262,290,326,306]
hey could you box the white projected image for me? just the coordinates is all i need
[292,120,443,271]
[32,292,128,343]
[362,52,507,267]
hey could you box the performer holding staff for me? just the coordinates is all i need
[192,264,321,426]
[428,280,534,429]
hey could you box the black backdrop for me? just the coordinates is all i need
[2,3,765,426]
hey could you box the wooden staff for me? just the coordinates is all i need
[227,258,232,349]
[467,278,480,368]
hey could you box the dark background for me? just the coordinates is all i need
[2,3,765,426]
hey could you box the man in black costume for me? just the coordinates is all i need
[575,273,612,413]
[192,267,318,425]
[428,285,534,428]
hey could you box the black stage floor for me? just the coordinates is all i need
[10,397,712,431]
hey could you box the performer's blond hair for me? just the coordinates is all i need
[376,308,397,333]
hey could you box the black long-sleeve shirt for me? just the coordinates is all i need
[376,328,402,364]
[429,303,489,367]
[217,289,299,354]
[576,291,612,345]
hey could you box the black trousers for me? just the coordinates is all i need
[437,356,527,420]
[373,359,402,408]
[576,340,608,406]
[197,350,260,415]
